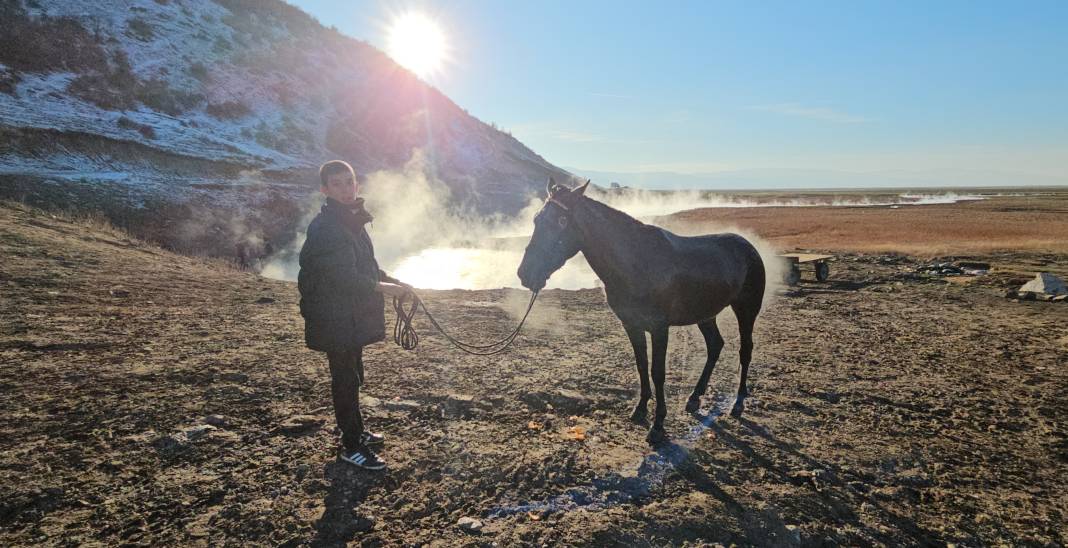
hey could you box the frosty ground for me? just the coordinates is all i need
[1,200,1066,546]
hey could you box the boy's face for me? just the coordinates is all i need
[321,170,359,205]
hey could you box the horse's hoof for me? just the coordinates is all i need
[646,426,668,445]
[685,397,701,414]
[730,401,745,418]
[629,406,648,423]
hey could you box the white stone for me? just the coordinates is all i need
[1020,273,1067,296]
[457,516,483,533]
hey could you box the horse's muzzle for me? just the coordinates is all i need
[517,266,546,291]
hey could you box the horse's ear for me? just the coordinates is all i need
[574,179,590,196]
[546,176,558,196]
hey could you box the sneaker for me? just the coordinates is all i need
[361,431,385,446]
[340,446,386,470]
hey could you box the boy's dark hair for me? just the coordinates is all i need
[319,160,355,187]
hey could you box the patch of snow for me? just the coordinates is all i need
[0,71,305,167]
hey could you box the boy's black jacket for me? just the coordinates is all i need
[298,197,395,352]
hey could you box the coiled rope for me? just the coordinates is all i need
[393,290,539,355]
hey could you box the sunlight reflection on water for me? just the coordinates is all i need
[389,247,599,290]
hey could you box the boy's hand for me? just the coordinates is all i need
[377,282,410,298]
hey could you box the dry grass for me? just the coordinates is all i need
[661,193,1068,256]
[0,200,244,271]
[2,199,136,242]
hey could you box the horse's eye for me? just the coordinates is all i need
[558,216,568,229]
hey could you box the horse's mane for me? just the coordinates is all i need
[572,194,672,254]
[578,195,648,230]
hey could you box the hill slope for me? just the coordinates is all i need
[0,0,570,240]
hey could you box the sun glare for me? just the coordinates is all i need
[386,12,447,78]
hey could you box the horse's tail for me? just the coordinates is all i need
[740,242,766,316]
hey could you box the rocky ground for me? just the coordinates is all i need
[2,201,1067,546]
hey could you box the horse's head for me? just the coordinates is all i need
[517,177,590,291]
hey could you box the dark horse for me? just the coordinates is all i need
[517,179,765,444]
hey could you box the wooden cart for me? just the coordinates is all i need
[778,253,834,285]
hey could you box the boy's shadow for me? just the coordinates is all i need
[310,461,388,547]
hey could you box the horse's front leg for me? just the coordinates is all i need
[623,324,650,423]
[647,326,670,444]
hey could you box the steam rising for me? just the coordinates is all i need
[262,152,599,290]
[262,153,980,297]
[587,187,987,217]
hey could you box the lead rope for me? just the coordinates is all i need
[393,290,539,355]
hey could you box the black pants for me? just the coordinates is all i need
[327,347,365,452]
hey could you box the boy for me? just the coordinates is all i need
[298,160,410,470]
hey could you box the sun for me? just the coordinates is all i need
[386,12,448,78]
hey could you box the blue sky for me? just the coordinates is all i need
[288,1,1067,183]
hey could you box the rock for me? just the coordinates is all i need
[109,287,130,298]
[1040,293,1055,302]
[788,470,815,484]
[182,424,217,440]
[440,393,477,418]
[254,296,275,304]
[155,424,217,453]
[1020,272,1067,296]
[519,389,592,414]
[279,415,324,434]
[207,430,241,445]
[457,516,483,534]
[203,414,228,427]
[1053,295,1067,302]
[382,398,421,412]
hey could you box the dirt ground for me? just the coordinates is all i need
[2,198,1067,547]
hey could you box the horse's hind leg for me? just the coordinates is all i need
[686,318,724,413]
[624,324,651,423]
[730,301,760,418]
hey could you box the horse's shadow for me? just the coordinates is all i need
[697,415,944,545]
[309,461,387,547]
[658,438,747,514]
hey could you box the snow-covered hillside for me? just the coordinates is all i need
[0,0,570,213]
